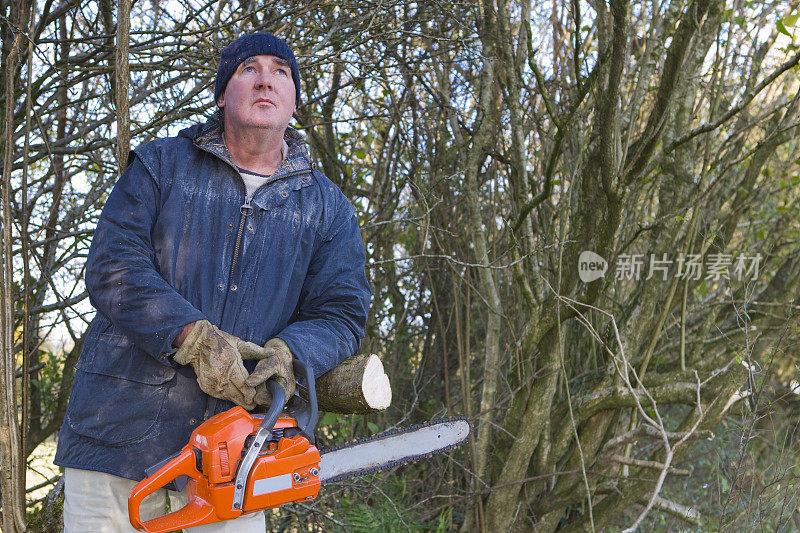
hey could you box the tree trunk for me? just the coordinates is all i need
[116,0,131,173]
[0,10,26,531]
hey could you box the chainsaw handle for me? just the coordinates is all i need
[292,358,318,437]
[258,379,285,431]
[128,448,211,533]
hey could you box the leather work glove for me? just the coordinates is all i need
[243,338,296,407]
[173,319,268,410]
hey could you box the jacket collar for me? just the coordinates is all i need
[193,114,313,182]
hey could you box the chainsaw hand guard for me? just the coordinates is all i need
[128,448,213,532]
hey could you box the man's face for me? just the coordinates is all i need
[217,55,296,134]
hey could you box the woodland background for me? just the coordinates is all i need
[2,0,800,531]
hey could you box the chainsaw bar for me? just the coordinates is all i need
[318,417,471,484]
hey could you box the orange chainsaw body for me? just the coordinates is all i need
[128,406,321,532]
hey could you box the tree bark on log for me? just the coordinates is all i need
[315,354,391,414]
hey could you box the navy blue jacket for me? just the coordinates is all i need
[55,117,371,480]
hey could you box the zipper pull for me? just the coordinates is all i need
[240,198,253,216]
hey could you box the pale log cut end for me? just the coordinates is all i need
[315,353,392,414]
[362,354,392,410]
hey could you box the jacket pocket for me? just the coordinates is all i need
[67,334,175,446]
[65,369,172,446]
[77,330,176,385]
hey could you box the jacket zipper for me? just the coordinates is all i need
[227,168,311,276]
[230,200,252,273]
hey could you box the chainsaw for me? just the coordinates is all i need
[128,359,471,532]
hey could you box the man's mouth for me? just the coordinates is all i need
[254,98,275,106]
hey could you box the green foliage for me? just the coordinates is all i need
[325,484,429,533]
[36,349,65,418]
[26,484,63,533]
[435,507,453,533]
[777,19,794,39]
[318,411,354,447]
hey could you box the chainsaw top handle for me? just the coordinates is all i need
[257,380,285,432]
[231,358,317,510]
[289,358,318,438]
[256,357,317,432]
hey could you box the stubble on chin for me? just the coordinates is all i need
[252,123,286,131]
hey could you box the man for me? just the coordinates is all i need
[54,33,371,531]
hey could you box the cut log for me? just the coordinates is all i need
[315,354,391,414]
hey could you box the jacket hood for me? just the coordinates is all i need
[180,114,313,180]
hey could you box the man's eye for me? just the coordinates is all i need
[244,66,256,72]
[277,69,289,76]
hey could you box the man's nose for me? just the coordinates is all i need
[254,71,273,90]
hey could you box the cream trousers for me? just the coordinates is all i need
[63,468,266,532]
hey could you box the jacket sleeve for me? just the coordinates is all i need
[85,153,206,363]
[276,199,371,378]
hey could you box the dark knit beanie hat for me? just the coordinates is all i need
[214,33,301,105]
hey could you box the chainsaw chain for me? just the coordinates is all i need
[318,416,471,484]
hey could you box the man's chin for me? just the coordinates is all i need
[252,124,287,132]
[239,121,287,132]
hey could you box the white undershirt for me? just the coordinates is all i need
[238,140,288,199]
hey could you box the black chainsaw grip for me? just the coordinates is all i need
[257,380,285,432]
[256,360,317,436]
